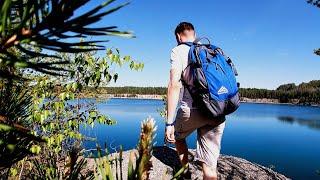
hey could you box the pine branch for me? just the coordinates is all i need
[307,0,320,8]
[307,1,320,56]
[0,0,132,78]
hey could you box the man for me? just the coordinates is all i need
[166,22,226,180]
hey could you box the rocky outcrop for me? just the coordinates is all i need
[86,146,290,180]
[216,155,288,180]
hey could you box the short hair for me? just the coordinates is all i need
[174,22,195,35]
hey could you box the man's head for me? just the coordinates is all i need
[175,22,196,44]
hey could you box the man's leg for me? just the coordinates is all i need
[174,107,193,166]
[195,122,226,180]
[202,163,217,180]
[175,138,189,166]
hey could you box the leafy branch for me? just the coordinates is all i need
[0,0,132,78]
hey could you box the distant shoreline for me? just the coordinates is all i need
[84,93,320,107]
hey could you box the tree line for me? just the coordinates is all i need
[88,86,168,95]
[90,80,320,105]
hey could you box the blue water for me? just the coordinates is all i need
[81,98,320,180]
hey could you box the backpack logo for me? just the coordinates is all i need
[218,86,229,95]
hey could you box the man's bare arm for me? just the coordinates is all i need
[167,68,182,124]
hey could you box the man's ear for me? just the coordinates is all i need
[177,33,181,43]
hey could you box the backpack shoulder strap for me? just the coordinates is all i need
[179,42,193,46]
[179,37,211,46]
[194,37,210,45]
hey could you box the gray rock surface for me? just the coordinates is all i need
[87,146,290,180]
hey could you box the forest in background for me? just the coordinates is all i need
[84,80,320,105]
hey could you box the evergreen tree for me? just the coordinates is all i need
[307,0,320,56]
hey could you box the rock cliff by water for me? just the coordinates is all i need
[86,146,290,180]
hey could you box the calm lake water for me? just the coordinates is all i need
[82,98,320,180]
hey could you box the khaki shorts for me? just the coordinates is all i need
[174,107,226,168]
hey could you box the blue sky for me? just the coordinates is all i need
[80,0,320,89]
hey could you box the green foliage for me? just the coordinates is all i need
[93,86,167,96]
[0,81,44,169]
[157,95,167,121]
[307,0,320,8]
[315,48,320,56]
[241,80,320,104]
[26,147,93,179]
[127,151,135,180]
[171,163,189,180]
[5,47,141,179]
[307,1,320,56]
[94,118,156,180]
[95,149,114,180]
[0,81,31,125]
[2,46,143,178]
[276,83,296,91]
[28,47,142,155]
[0,0,147,179]
[0,122,43,169]
[83,80,320,105]
[0,0,133,78]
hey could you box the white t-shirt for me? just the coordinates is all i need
[170,44,195,109]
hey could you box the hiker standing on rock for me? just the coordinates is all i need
[166,22,240,180]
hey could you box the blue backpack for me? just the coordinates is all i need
[181,38,240,118]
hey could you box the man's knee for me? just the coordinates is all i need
[175,138,186,145]
[175,138,187,148]
[175,139,187,153]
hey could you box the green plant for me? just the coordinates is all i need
[171,163,189,180]
[27,146,93,180]
[307,0,320,56]
[15,47,142,179]
[0,0,133,78]
[94,117,156,180]
[0,81,44,169]
[157,95,167,122]
[0,0,145,178]
[307,0,320,8]
[29,47,142,152]
[0,0,136,166]
[135,118,156,180]
[94,148,114,180]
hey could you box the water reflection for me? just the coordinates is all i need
[278,116,320,130]
[83,99,320,180]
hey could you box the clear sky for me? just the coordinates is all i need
[80,0,320,89]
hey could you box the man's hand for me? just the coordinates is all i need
[165,125,175,143]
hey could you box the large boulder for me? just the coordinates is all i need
[152,146,289,180]
[86,146,290,180]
